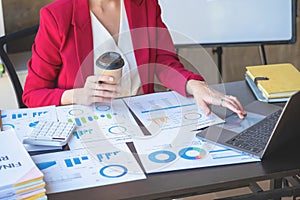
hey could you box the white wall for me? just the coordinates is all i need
[0,0,5,36]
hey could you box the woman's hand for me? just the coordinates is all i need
[61,75,120,106]
[186,80,247,119]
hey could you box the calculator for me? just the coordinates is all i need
[23,120,76,147]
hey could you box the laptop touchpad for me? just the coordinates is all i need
[221,112,265,133]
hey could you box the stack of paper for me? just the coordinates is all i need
[245,63,300,102]
[0,128,47,200]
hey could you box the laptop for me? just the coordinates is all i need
[196,91,300,159]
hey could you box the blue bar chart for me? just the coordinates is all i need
[97,151,120,162]
[73,129,93,139]
[64,156,89,167]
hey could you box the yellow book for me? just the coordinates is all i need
[246,63,300,99]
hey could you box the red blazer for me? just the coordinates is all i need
[22,0,204,107]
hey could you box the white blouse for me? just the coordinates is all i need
[90,0,141,97]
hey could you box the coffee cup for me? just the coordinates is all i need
[96,52,124,84]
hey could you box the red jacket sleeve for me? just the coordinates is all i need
[22,7,66,107]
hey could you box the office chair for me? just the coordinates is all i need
[0,25,39,108]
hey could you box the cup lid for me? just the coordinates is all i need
[96,52,124,70]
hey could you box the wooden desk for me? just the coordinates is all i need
[48,81,300,200]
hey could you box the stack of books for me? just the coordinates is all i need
[245,63,300,102]
[0,128,47,200]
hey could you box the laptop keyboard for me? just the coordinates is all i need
[226,109,282,154]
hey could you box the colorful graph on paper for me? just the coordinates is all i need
[31,141,145,193]
[124,91,224,135]
[132,132,260,174]
[55,99,144,150]
[1,106,59,151]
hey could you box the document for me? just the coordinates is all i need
[55,99,145,150]
[133,131,260,173]
[31,141,146,194]
[128,92,260,173]
[124,91,224,136]
[0,129,46,199]
[1,106,60,152]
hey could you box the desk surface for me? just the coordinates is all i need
[48,81,300,200]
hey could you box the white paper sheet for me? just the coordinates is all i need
[55,100,145,150]
[124,91,224,135]
[133,131,260,173]
[1,106,60,152]
[31,141,146,194]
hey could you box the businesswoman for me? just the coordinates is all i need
[22,0,246,119]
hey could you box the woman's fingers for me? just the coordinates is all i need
[194,98,211,116]
[225,95,246,114]
[95,82,120,93]
[92,88,120,98]
[187,80,247,119]
[86,75,114,84]
[71,75,121,105]
[218,95,247,119]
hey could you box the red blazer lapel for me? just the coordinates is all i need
[124,0,153,93]
[72,0,94,87]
